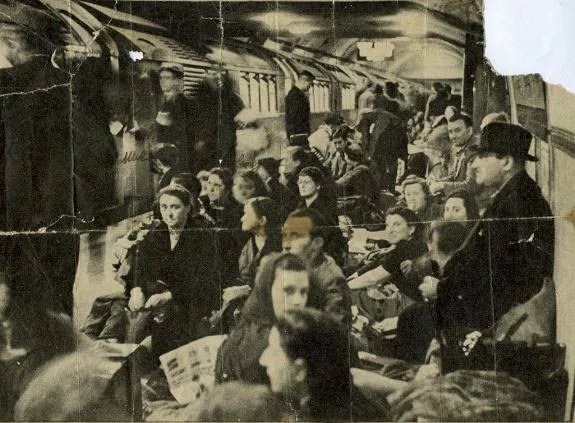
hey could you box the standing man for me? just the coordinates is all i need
[156,62,197,172]
[285,71,314,146]
[435,122,555,371]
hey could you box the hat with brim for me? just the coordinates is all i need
[478,122,538,161]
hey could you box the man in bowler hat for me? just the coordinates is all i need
[433,122,555,371]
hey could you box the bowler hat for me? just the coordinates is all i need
[478,122,537,161]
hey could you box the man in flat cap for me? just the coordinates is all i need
[156,62,198,172]
[433,122,555,372]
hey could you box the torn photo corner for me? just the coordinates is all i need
[0,0,574,422]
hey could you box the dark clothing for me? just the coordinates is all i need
[157,168,177,191]
[202,196,246,287]
[357,238,429,301]
[357,109,407,190]
[437,171,555,333]
[266,178,298,220]
[1,60,73,230]
[194,83,243,171]
[285,86,311,140]
[297,194,338,226]
[125,220,221,356]
[156,93,197,172]
[215,320,272,385]
[335,164,379,202]
[238,236,282,287]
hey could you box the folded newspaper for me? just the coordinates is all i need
[159,335,227,405]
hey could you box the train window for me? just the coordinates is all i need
[240,73,251,107]
[341,84,355,110]
[239,72,279,115]
[309,81,330,112]
[259,75,270,113]
[249,73,261,112]
[269,78,277,112]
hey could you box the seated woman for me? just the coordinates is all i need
[347,207,427,351]
[260,308,391,421]
[443,188,480,229]
[215,252,322,385]
[202,167,243,228]
[208,197,283,333]
[349,206,427,299]
[398,175,439,223]
[202,167,246,285]
[335,143,379,203]
[125,185,220,357]
[232,169,268,205]
[296,166,338,226]
[238,197,282,287]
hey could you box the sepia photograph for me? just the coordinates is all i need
[0,0,574,421]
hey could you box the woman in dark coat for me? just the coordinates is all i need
[201,167,245,286]
[126,185,220,357]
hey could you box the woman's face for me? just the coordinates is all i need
[297,175,319,199]
[259,327,301,394]
[403,183,427,212]
[241,201,264,233]
[385,214,414,245]
[271,269,309,319]
[444,197,468,222]
[233,176,256,205]
[207,174,226,203]
[159,194,191,229]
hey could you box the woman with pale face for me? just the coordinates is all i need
[215,253,321,385]
[127,185,220,357]
[443,189,480,228]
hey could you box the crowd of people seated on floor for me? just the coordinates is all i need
[0,76,562,421]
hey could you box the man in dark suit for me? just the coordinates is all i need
[434,122,554,370]
[285,70,314,145]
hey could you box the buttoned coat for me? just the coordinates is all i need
[437,170,554,332]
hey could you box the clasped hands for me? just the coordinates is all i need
[128,284,173,311]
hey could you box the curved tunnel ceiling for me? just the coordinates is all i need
[94,0,480,83]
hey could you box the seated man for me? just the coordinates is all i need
[308,113,343,162]
[436,122,555,374]
[428,112,478,197]
[282,208,351,327]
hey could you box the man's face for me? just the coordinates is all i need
[282,216,314,257]
[333,138,346,153]
[298,77,312,92]
[159,70,180,95]
[280,149,300,177]
[447,119,473,146]
[206,174,225,203]
[471,153,506,187]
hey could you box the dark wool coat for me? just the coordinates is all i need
[285,86,311,139]
[437,170,555,331]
